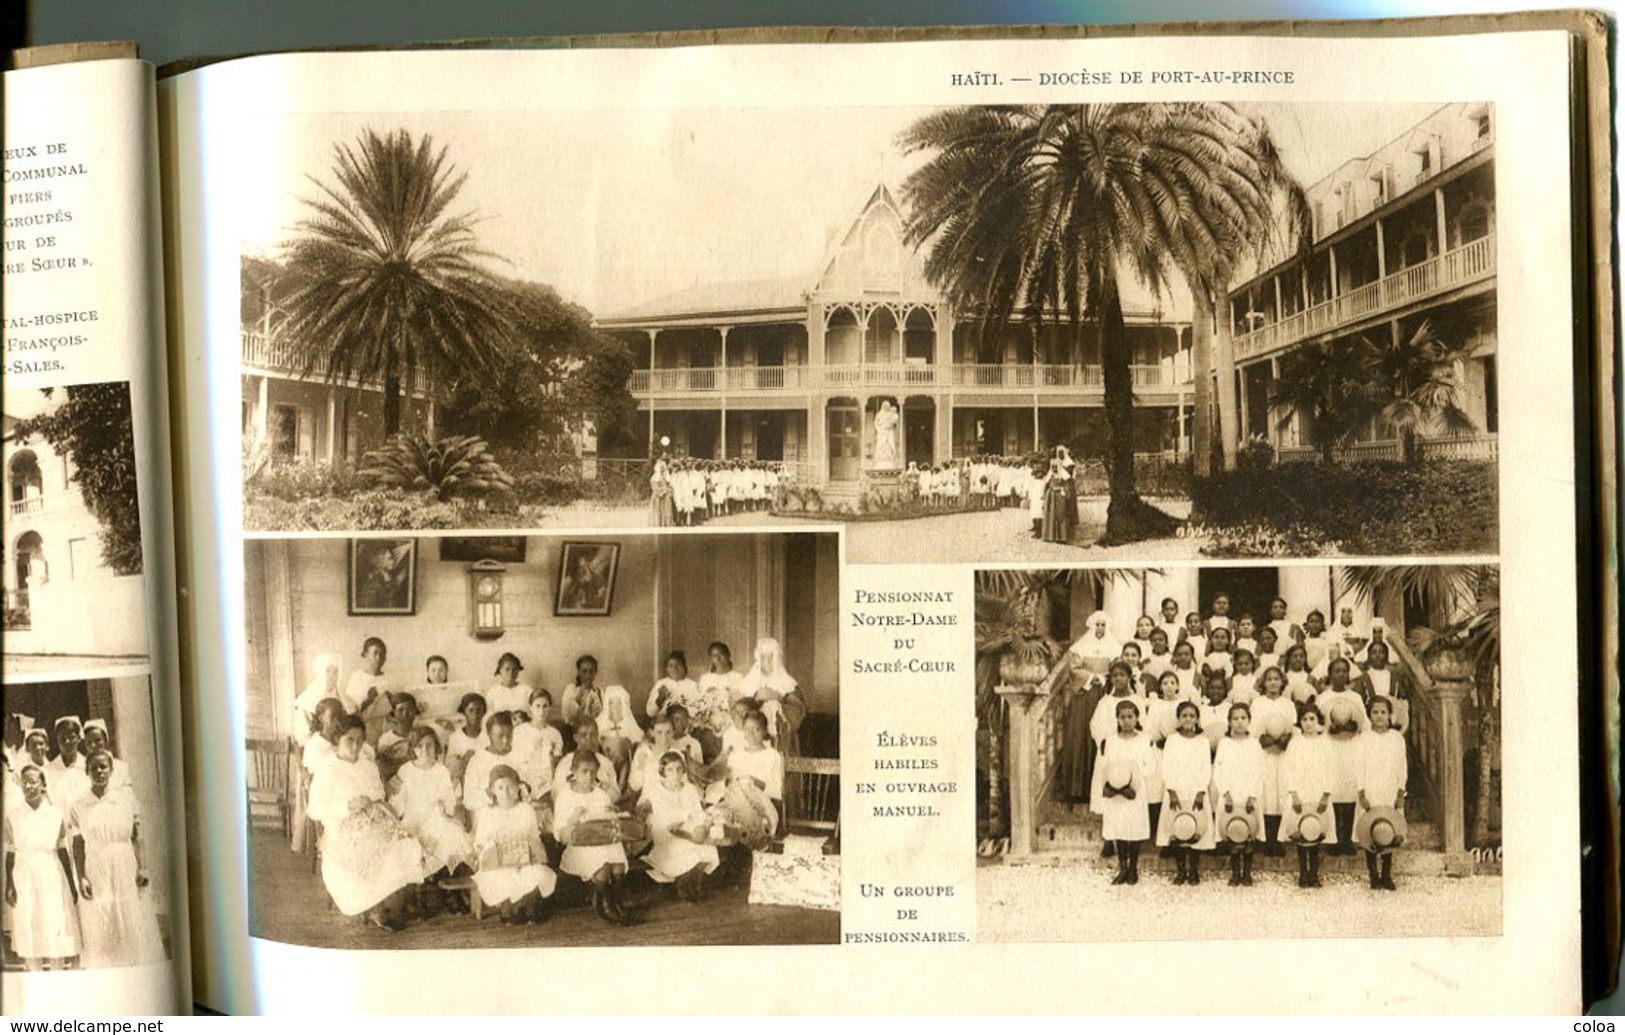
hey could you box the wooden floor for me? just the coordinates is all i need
[246,827,840,950]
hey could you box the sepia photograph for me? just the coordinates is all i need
[348,538,417,615]
[241,531,841,948]
[972,563,1502,942]
[235,103,1497,564]
[1,675,175,971]
[3,383,149,676]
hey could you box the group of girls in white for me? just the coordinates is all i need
[649,457,784,527]
[1064,596,1411,890]
[1,712,164,970]
[290,633,805,931]
[901,454,1054,513]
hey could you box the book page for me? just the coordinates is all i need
[1,56,191,1014]
[162,29,1581,1014]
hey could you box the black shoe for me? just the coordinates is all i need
[592,887,614,924]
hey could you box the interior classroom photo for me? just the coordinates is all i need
[241,531,841,949]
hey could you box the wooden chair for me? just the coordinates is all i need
[783,755,840,853]
[245,737,291,838]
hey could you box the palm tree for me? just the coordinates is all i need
[1337,565,1500,846]
[1352,317,1481,464]
[279,128,512,438]
[899,104,1304,542]
[1268,340,1370,464]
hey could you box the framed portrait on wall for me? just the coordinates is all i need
[349,538,417,615]
[554,541,620,617]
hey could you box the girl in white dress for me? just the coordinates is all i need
[343,637,392,734]
[305,717,424,930]
[511,689,563,804]
[45,716,90,813]
[1228,650,1260,706]
[485,652,534,718]
[1234,615,1259,658]
[391,727,475,885]
[462,711,522,824]
[1281,644,1316,710]
[80,721,132,795]
[1254,626,1282,674]
[472,765,557,923]
[70,750,166,968]
[1157,700,1216,884]
[1355,697,1408,890]
[1198,672,1231,752]
[1251,667,1298,854]
[1094,698,1154,885]
[552,721,620,805]
[1212,704,1265,887]
[1139,628,1174,689]
[1317,657,1370,853]
[1300,610,1333,677]
[638,750,720,900]
[725,711,784,841]
[4,765,80,969]
[1168,642,1201,702]
[693,642,743,760]
[444,692,488,794]
[647,651,698,720]
[1266,597,1302,653]
[1179,612,1208,660]
[1281,704,1336,887]
[1203,626,1236,680]
[553,751,635,926]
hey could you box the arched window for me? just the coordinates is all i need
[7,449,43,509]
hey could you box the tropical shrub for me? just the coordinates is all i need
[356,434,514,502]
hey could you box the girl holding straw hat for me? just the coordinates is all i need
[1318,657,1370,854]
[1354,696,1409,890]
[1280,704,1336,887]
[1251,666,1298,855]
[1212,702,1265,886]
[1156,700,1215,884]
[1093,698,1153,885]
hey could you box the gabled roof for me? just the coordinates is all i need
[597,276,810,325]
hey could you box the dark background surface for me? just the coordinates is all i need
[9,0,1619,1016]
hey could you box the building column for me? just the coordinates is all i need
[425,398,436,442]
[935,398,952,462]
[1238,365,1251,440]
[325,387,338,463]
[807,399,825,484]
[1374,217,1387,280]
[1328,245,1339,299]
[254,375,270,450]
[1269,356,1283,449]
[719,327,731,460]
[646,330,658,454]
[1434,187,1449,254]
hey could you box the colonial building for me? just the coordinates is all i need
[597,185,1196,488]
[239,256,435,465]
[3,409,147,660]
[1223,103,1498,459]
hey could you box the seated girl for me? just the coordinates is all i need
[305,715,424,931]
[486,652,534,718]
[553,751,637,926]
[647,651,697,720]
[627,711,680,798]
[552,721,619,804]
[375,692,422,786]
[665,705,705,767]
[424,655,450,686]
[719,711,783,847]
[473,764,557,924]
[512,688,564,803]
[637,750,720,902]
[462,711,521,826]
[694,642,743,759]
[443,692,488,788]
[390,727,475,907]
[562,655,639,768]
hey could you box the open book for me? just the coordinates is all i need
[0,16,1615,1015]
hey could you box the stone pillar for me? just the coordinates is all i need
[646,330,658,453]
[719,326,731,459]
[995,683,1048,861]
[1374,218,1387,280]
[934,397,952,462]
[1424,649,1475,873]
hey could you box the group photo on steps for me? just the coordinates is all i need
[973,563,1503,942]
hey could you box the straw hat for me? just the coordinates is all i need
[1328,699,1356,727]
[1220,809,1261,843]
[1167,808,1208,845]
[1156,708,1179,740]
[1356,806,1408,850]
[1262,713,1289,739]
[1290,811,1327,844]
[1103,757,1133,790]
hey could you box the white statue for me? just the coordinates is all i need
[873,400,900,469]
